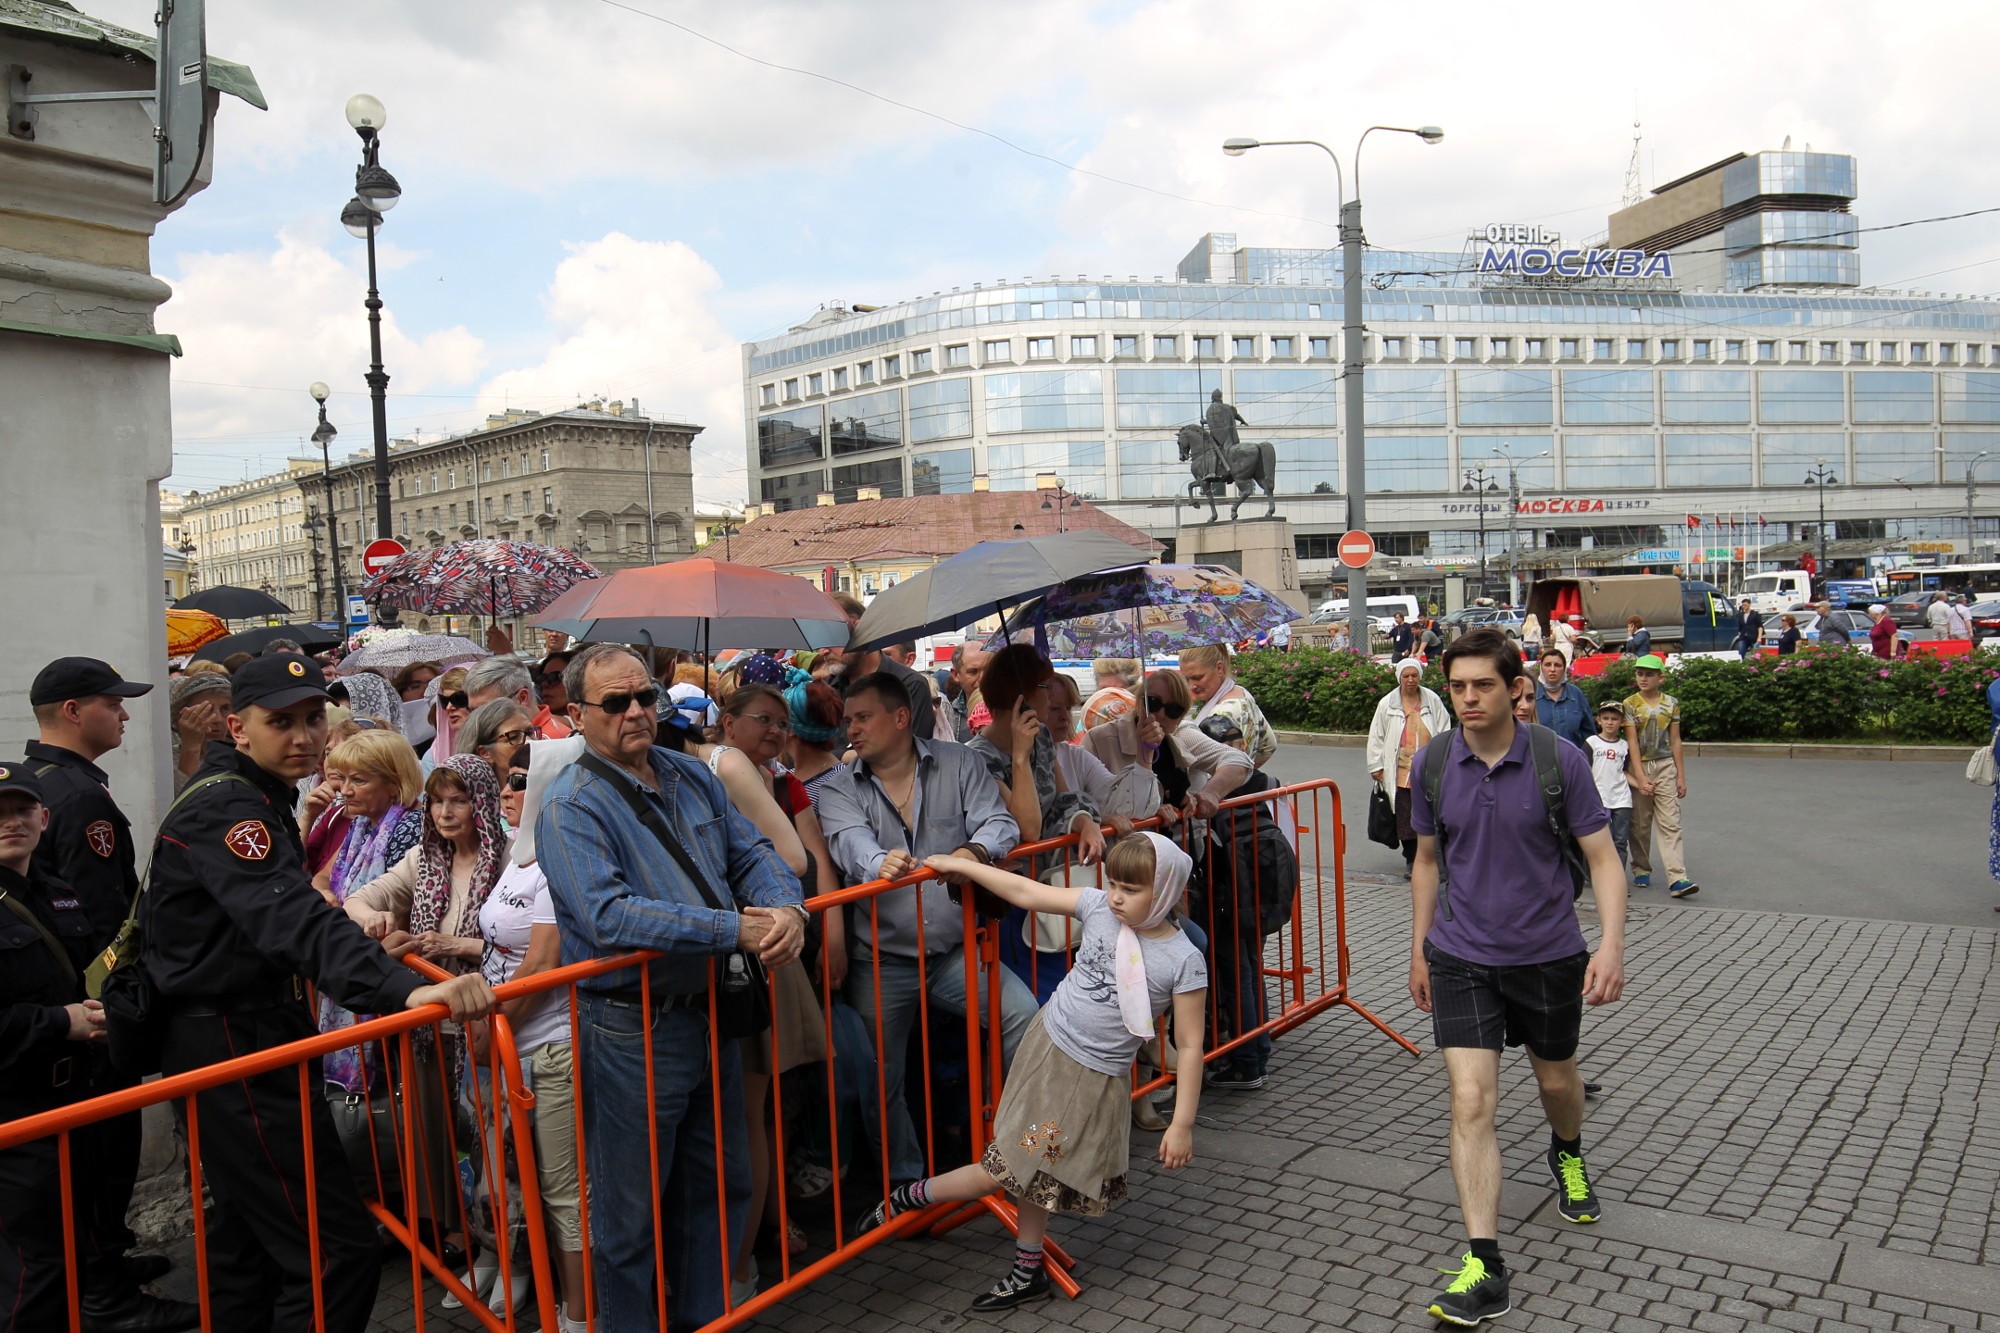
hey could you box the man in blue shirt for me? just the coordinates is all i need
[1531,650,1594,751]
[537,644,805,1330]
[1408,629,1628,1326]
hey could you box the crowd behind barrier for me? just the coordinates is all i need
[0,775,1411,1333]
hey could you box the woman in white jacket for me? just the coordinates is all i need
[1364,659,1453,874]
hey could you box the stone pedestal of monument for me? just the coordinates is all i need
[1174,515,1308,616]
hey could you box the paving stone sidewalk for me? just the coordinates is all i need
[738,879,2000,1333]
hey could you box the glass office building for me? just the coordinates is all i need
[742,151,2000,587]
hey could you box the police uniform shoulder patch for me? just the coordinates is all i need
[85,819,115,858]
[224,820,273,861]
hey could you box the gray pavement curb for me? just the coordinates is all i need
[1274,729,1964,762]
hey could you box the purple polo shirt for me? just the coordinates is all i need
[1409,724,1608,966]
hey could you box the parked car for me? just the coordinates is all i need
[1886,590,1938,630]
[1760,612,1822,646]
[1967,600,2000,647]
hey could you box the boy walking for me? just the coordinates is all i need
[1408,629,1629,1325]
[1622,655,1698,897]
[1586,702,1633,869]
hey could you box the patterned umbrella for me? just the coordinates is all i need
[984,564,1299,658]
[166,607,229,655]
[339,631,489,675]
[361,539,600,617]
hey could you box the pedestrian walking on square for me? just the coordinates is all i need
[1586,703,1633,869]
[1868,604,1897,659]
[1531,651,1593,751]
[1623,655,1698,898]
[860,834,1207,1313]
[1407,629,1627,1326]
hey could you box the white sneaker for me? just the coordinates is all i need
[559,1307,589,1333]
[730,1256,759,1308]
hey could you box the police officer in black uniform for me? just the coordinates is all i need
[23,657,167,1318]
[140,655,495,1333]
[0,766,198,1333]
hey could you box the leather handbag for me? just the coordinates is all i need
[577,752,771,1039]
[1367,782,1401,849]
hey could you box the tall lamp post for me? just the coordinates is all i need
[1037,471,1084,533]
[1460,464,1499,599]
[1803,459,1839,585]
[1963,452,1992,555]
[309,382,349,627]
[341,93,401,620]
[1224,124,1444,654]
[1492,444,1550,606]
[713,521,739,562]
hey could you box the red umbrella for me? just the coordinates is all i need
[533,558,850,651]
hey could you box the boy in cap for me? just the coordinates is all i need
[1621,656,1697,898]
[142,654,496,1333]
[1586,701,1634,872]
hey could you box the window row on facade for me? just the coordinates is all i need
[756,427,2000,510]
[755,368,2000,470]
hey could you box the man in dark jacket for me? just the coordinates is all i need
[1389,612,1417,659]
[1734,600,1765,658]
[142,655,494,1333]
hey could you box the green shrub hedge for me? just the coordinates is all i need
[1234,646,1999,744]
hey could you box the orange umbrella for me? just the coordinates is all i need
[166,607,228,656]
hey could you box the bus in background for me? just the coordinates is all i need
[1883,563,2000,599]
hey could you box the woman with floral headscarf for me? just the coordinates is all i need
[334,669,404,734]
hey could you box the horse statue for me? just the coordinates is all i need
[1177,421,1277,523]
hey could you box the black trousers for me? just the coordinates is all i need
[0,1122,72,1333]
[77,1056,141,1267]
[162,1007,383,1333]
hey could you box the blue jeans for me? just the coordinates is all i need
[845,946,1037,1182]
[1606,807,1632,866]
[576,994,747,1332]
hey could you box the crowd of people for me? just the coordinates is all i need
[1,620,1302,1331]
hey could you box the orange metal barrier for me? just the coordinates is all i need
[0,777,1409,1332]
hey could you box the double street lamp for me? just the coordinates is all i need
[309,381,348,626]
[1223,125,1444,654]
[341,93,401,621]
[1492,443,1550,606]
[1803,459,1839,583]
[1460,464,1500,597]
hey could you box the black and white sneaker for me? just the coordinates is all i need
[969,1265,1050,1313]
[1206,1065,1268,1091]
[1426,1253,1510,1326]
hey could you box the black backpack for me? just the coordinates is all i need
[1418,723,1588,921]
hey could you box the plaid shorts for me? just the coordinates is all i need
[1423,942,1589,1060]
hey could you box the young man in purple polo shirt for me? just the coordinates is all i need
[1407,628,1629,1326]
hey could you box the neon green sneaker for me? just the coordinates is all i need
[1548,1146,1601,1223]
[1427,1253,1510,1325]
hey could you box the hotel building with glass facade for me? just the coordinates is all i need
[741,150,2000,594]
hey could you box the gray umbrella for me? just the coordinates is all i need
[847,530,1153,651]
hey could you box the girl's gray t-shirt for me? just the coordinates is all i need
[1039,888,1209,1076]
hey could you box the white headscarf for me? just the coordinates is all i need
[1392,658,1425,682]
[512,735,586,866]
[1115,832,1194,1039]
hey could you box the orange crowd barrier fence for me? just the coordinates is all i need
[0,776,1411,1332]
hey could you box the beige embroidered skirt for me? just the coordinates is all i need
[980,1012,1130,1216]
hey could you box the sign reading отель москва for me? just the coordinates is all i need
[1476,223,1673,280]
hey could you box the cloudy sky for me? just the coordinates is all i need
[106,0,2000,506]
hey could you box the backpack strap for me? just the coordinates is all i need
[1525,724,1590,901]
[1417,729,1457,921]
[0,888,79,987]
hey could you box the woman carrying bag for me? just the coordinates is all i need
[1364,660,1452,876]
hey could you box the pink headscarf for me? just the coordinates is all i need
[1115,832,1194,1038]
[408,755,506,971]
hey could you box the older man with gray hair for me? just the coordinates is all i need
[464,654,572,739]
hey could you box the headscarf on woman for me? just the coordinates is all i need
[339,670,403,733]
[511,736,585,867]
[168,671,232,790]
[784,677,839,744]
[409,754,508,958]
[1392,658,1425,682]
[1115,833,1194,1038]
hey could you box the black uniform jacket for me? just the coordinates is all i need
[140,742,422,1017]
[0,861,96,1108]
[25,740,137,947]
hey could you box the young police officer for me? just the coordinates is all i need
[141,654,495,1333]
[1407,629,1628,1326]
[24,657,172,1317]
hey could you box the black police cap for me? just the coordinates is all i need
[0,763,47,804]
[30,657,155,707]
[230,654,331,713]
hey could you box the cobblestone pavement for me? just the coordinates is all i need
[150,871,2000,1331]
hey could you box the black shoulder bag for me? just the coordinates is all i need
[576,752,771,1039]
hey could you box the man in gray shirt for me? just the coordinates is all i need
[814,671,1026,1183]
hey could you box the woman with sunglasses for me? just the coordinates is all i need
[418,667,474,765]
[1082,668,1253,833]
[457,698,534,793]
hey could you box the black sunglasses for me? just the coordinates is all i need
[581,686,661,715]
[439,691,471,711]
[506,772,528,792]
[537,672,565,687]
[1145,695,1187,720]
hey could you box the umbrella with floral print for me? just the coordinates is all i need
[984,563,1299,658]
[361,539,600,618]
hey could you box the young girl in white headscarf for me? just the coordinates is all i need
[863,833,1209,1314]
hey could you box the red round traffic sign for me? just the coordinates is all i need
[362,538,406,577]
[1336,529,1376,569]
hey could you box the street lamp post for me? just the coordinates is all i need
[1492,444,1550,606]
[712,521,739,562]
[1039,476,1083,533]
[1964,452,1992,555]
[1804,459,1839,585]
[1224,125,1444,655]
[341,93,401,621]
[1460,464,1499,599]
[309,381,349,629]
